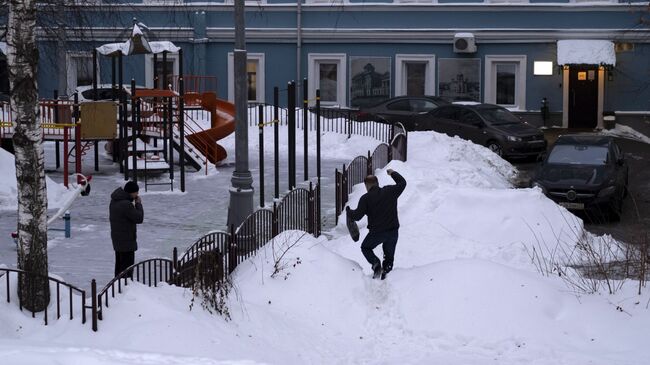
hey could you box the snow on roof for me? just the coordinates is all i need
[96,23,179,56]
[96,42,130,56]
[0,42,6,55]
[96,40,179,56]
[132,24,143,37]
[557,40,616,66]
[454,32,474,38]
[149,41,180,54]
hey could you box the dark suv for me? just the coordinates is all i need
[532,135,628,220]
[414,103,547,159]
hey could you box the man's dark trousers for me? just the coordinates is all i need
[114,251,135,278]
[361,229,398,273]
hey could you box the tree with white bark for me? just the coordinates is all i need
[6,0,50,311]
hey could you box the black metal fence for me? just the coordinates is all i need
[0,267,90,327]
[335,123,408,224]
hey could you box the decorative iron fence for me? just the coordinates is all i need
[0,267,90,327]
[335,123,408,224]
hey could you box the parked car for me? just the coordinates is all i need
[355,96,449,129]
[413,103,547,159]
[532,135,628,221]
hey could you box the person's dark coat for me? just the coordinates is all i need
[109,188,144,252]
[348,171,406,233]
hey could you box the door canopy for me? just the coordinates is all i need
[557,40,615,66]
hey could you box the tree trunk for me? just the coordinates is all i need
[8,0,50,312]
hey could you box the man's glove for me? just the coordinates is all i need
[387,169,395,175]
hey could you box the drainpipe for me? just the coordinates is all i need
[296,0,302,100]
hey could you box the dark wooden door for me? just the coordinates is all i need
[568,67,598,129]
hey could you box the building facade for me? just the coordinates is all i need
[1,1,649,129]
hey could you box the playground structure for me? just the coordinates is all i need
[0,24,236,192]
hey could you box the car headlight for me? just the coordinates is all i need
[597,186,617,198]
[506,136,522,142]
[532,182,547,195]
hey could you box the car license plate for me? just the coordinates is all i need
[559,202,584,210]
[529,140,545,145]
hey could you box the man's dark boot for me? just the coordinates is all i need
[372,263,383,279]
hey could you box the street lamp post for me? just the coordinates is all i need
[227,0,254,228]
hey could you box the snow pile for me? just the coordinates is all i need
[0,147,75,211]
[1,132,648,364]
[601,123,650,145]
[557,40,616,66]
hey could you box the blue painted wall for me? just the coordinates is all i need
[3,2,648,112]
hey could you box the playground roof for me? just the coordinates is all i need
[96,24,180,57]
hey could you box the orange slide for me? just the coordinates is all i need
[186,92,236,163]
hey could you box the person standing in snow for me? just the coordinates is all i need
[346,169,406,279]
[109,181,144,278]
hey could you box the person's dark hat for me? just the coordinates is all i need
[124,181,139,194]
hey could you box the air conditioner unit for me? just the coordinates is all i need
[453,33,477,53]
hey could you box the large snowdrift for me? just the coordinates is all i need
[0,147,75,211]
[1,132,648,365]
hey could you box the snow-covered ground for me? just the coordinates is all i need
[600,123,650,145]
[2,131,648,364]
[0,123,382,289]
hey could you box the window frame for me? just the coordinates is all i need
[144,52,179,89]
[395,54,436,97]
[484,55,527,111]
[66,51,100,96]
[308,53,347,107]
[227,52,266,103]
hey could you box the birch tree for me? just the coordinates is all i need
[8,0,50,311]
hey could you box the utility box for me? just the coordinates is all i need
[80,101,118,139]
[603,111,616,130]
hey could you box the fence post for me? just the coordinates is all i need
[303,77,309,181]
[288,81,296,190]
[228,225,237,274]
[316,89,321,188]
[367,151,372,176]
[91,279,98,332]
[317,183,321,237]
[259,105,265,207]
[130,79,137,182]
[308,182,314,235]
[272,202,278,237]
[172,247,178,284]
[273,87,279,200]
[74,93,82,185]
[335,168,340,225]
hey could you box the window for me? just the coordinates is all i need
[228,53,265,103]
[387,100,410,111]
[66,52,99,96]
[145,53,179,89]
[395,54,436,97]
[459,110,482,125]
[548,145,609,165]
[496,63,516,105]
[431,106,458,120]
[485,55,526,110]
[409,99,437,113]
[308,53,346,106]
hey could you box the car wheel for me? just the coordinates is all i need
[486,141,503,157]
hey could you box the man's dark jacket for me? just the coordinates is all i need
[109,188,144,252]
[348,171,406,233]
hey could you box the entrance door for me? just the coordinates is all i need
[568,66,598,128]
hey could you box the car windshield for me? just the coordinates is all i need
[478,107,521,125]
[547,145,609,165]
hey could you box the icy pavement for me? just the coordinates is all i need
[0,128,382,290]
